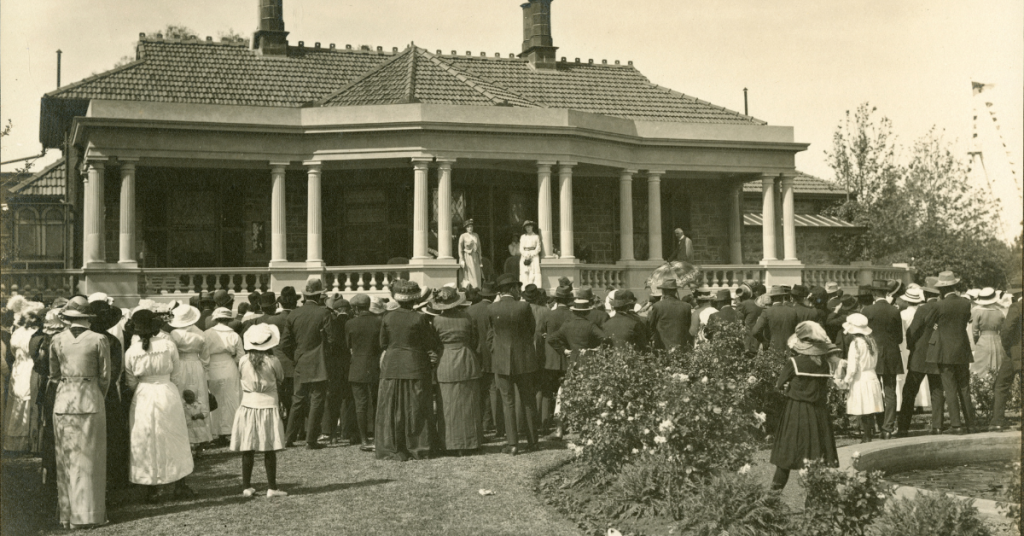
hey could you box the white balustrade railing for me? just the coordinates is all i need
[326,266,401,293]
[578,265,626,289]
[0,270,84,300]
[140,268,270,296]
[698,265,766,290]
[802,265,860,289]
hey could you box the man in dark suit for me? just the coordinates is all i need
[669,228,693,263]
[322,294,356,445]
[898,284,945,436]
[283,277,335,449]
[862,281,904,438]
[792,285,825,325]
[924,271,977,434]
[345,294,383,451]
[487,274,540,454]
[522,284,550,434]
[467,281,502,438]
[704,290,739,342]
[825,281,844,311]
[751,286,798,353]
[539,283,574,438]
[990,286,1022,431]
[734,282,763,354]
[647,279,693,351]
[603,290,650,351]
[548,291,608,363]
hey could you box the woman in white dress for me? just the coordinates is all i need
[124,308,194,502]
[3,296,45,453]
[836,313,884,443]
[519,220,543,287]
[203,307,244,439]
[168,304,213,445]
[458,219,483,290]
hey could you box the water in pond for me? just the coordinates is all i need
[886,460,1017,502]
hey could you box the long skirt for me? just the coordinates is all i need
[971,331,1007,376]
[770,398,838,470]
[519,257,541,288]
[375,378,436,461]
[171,357,212,443]
[439,380,483,450]
[54,411,106,526]
[207,354,242,436]
[3,363,41,452]
[230,405,286,452]
[129,379,194,485]
[846,371,884,416]
[105,391,131,490]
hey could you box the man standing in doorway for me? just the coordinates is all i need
[669,228,693,263]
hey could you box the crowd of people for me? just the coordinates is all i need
[0,266,1020,526]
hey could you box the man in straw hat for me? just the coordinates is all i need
[282,276,335,449]
[487,274,541,455]
[922,271,976,434]
[824,281,844,311]
[898,286,946,437]
[862,280,904,439]
[752,285,798,354]
[647,279,693,352]
[467,281,503,439]
[990,282,1022,432]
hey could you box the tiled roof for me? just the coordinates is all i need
[743,171,847,196]
[7,160,65,198]
[743,212,861,228]
[45,38,763,125]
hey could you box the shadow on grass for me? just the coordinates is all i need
[288,478,393,495]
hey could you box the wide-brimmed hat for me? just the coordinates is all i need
[392,280,423,302]
[521,284,542,302]
[733,283,753,300]
[88,299,123,327]
[431,287,466,311]
[842,313,872,336]
[790,285,810,300]
[350,294,371,309]
[838,295,859,313]
[975,287,1000,305]
[212,289,234,307]
[211,307,234,321]
[168,304,201,328]
[87,292,113,306]
[824,281,842,295]
[44,309,66,332]
[259,292,277,309]
[934,271,960,288]
[658,279,679,291]
[574,286,596,302]
[901,287,925,304]
[768,285,791,297]
[244,324,280,351]
[609,289,637,308]
[369,297,387,315]
[478,280,498,298]
[522,220,536,229]
[495,273,521,290]
[60,296,94,319]
[304,276,325,297]
[787,321,839,356]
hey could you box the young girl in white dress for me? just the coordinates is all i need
[836,313,884,443]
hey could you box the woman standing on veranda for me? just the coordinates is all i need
[519,220,543,287]
[458,219,483,290]
[429,288,483,455]
[3,296,46,453]
[204,307,244,441]
[124,308,195,502]
[168,304,213,445]
[49,296,111,528]
[970,288,1008,375]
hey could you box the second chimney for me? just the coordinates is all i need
[253,0,289,56]
[518,0,557,70]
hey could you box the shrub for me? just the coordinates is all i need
[871,490,992,536]
[607,452,691,520]
[674,470,791,536]
[970,370,1022,425]
[1003,461,1021,533]
[796,458,893,536]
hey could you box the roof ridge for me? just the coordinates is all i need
[45,57,146,99]
[311,45,415,106]
[648,82,767,125]
[420,49,538,107]
[406,44,418,103]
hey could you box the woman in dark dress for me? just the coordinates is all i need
[88,297,131,495]
[770,321,842,490]
[429,288,483,455]
[375,281,442,461]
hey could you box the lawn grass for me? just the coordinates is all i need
[1,436,579,536]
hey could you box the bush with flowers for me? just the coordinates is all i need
[1003,461,1021,533]
[796,457,893,536]
[970,370,1022,425]
[870,490,992,536]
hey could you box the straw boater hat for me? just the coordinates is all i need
[975,288,1000,306]
[59,296,94,320]
[842,313,872,336]
[244,324,280,352]
[392,280,423,303]
[168,304,202,329]
[901,287,925,304]
[824,281,842,295]
[431,287,466,311]
[787,321,839,356]
[933,271,960,288]
[570,294,595,311]
[768,285,791,297]
[211,307,234,321]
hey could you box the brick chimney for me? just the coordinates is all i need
[253,0,289,56]
[518,0,557,70]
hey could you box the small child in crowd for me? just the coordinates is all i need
[183,390,207,458]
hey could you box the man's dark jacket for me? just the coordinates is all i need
[282,301,334,384]
[1001,300,1021,369]
[547,315,606,364]
[541,304,574,370]
[862,299,904,375]
[752,302,799,353]
[924,293,974,366]
[647,295,692,351]
[466,299,494,373]
[487,296,539,376]
[905,300,940,375]
[603,311,650,351]
[345,311,382,383]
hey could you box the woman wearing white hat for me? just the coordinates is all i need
[3,295,47,453]
[836,314,884,443]
[168,304,213,445]
[970,288,1007,375]
[204,307,245,442]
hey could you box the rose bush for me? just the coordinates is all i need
[797,458,893,536]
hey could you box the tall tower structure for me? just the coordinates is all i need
[967,82,1022,243]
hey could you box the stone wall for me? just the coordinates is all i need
[572,175,618,264]
[686,181,731,264]
[742,226,863,265]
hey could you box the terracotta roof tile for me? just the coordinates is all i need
[8,159,66,198]
[742,171,847,196]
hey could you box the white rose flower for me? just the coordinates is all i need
[658,418,675,433]
[747,375,757,384]
[738,464,751,475]
[631,448,639,454]
[654,435,667,444]
[701,376,709,384]
[658,401,668,409]
[587,439,594,446]
[607,400,614,408]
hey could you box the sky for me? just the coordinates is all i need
[2,0,1022,188]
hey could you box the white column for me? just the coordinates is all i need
[305,161,323,263]
[558,162,576,259]
[619,169,636,261]
[83,159,106,266]
[412,157,432,260]
[647,171,664,261]
[118,159,138,265]
[270,162,289,263]
[760,174,777,262]
[728,181,743,264]
[780,174,798,261]
[436,159,454,260]
[537,161,556,258]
